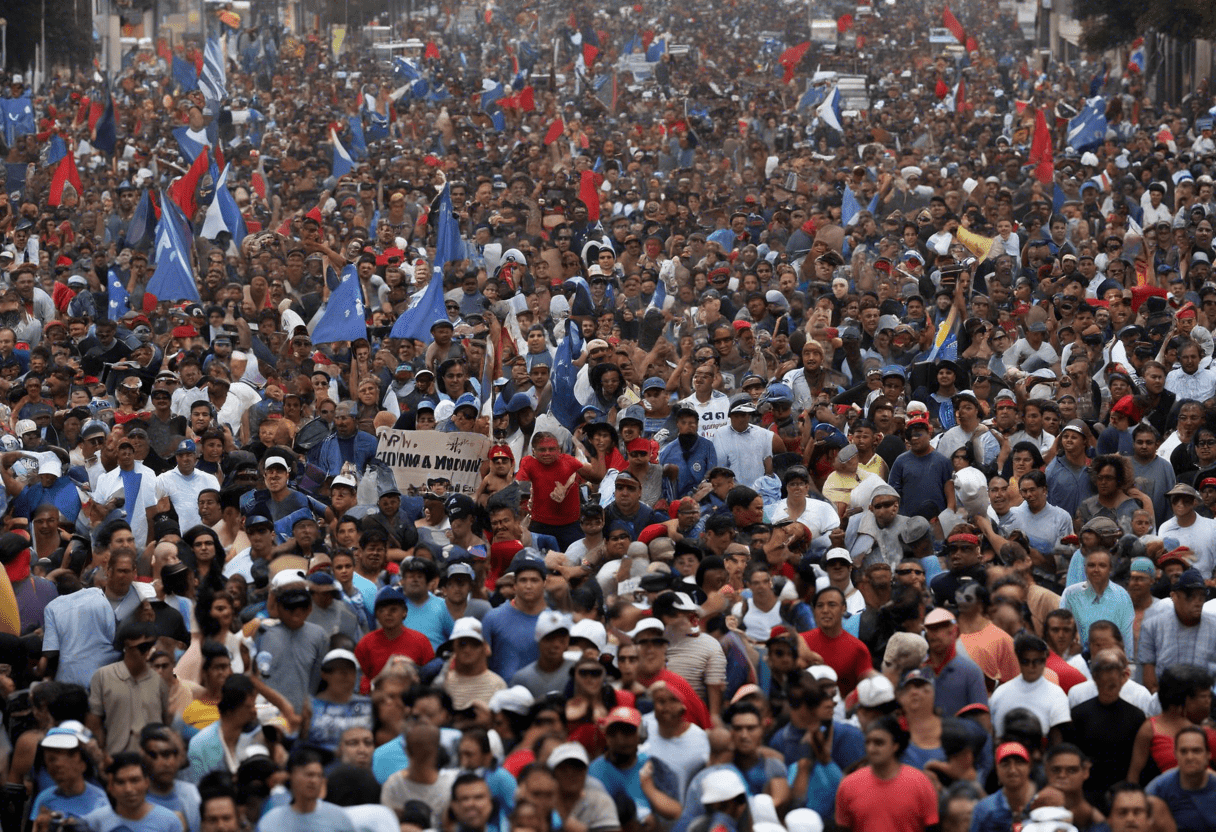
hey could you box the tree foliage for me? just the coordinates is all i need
[1075,0,1216,51]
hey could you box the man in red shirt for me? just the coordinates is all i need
[836,714,939,832]
[800,586,875,697]
[354,586,434,693]
[514,431,600,549]
[630,618,713,729]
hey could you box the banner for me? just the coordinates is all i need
[375,429,492,494]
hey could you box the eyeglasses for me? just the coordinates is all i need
[129,641,157,653]
[872,500,898,510]
[1018,656,1046,667]
[895,568,924,576]
[712,336,734,345]
[576,667,605,677]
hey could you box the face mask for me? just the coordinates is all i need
[678,433,698,451]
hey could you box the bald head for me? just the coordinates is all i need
[405,720,441,760]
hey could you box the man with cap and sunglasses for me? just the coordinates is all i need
[710,394,777,489]
[253,572,330,711]
[1159,482,1216,580]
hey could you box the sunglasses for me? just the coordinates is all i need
[895,568,924,576]
[129,641,157,653]
[576,667,605,677]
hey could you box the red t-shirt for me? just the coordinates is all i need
[516,454,584,526]
[801,628,874,697]
[1047,651,1087,693]
[354,626,435,693]
[637,668,712,730]
[836,765,939,832]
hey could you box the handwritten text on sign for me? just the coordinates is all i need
[375,429,491,494]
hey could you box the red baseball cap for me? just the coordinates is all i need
[996,742,1030,764]
[602,706,642,729]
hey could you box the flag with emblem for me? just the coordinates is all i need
[106,268,129,321]
[389,183,459,341]
[311,264,367,344]
[1,96,36,146]
[148,195,201,303]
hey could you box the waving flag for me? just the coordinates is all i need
[199,37,227,103]
[389,184,459,341]
[168,146,208,219]
[201,164,248,243]
[645,38,666,62]
[550,319,586,431]
[93,90,116,156]
[798,85,825,111]
[46,134,67,166]
[347,115,367,160]
[172,126,208,163]
[172,55,199,91]
[777,42,810,84]
[1067,97,1108,153]
[392,56,421,82]
[841,187,877,227]
[106,268,129,321]
[311,265,368,344]
[1,97,36,146]
[331,128,354,178]
[48,152,83,207]
[1029,109,1054,185]
[1128,38,1145,73]
[126,190,159,249]
[148,196,201,303]
[928,305,959,362]
[942,6,967,43]
[817,86,843,133]
[480,80,505,110]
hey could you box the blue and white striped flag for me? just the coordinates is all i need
[199,37,227,103]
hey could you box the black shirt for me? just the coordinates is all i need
[1065,695,1146,806]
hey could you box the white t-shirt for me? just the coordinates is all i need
[155,468,221,533]
[679,391,730,438]
[988,674,1071,736]
[640,716,710,800]
[1157,515,1216,577]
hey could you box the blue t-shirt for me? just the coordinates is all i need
[482,602,543,680]
[588,753,677,821]
[1146,769,1216,832]
[146,782,201,832]
[888,450,952,516]
[12,477,82,522]
[405,594,454,650]
[30,783,110,821]
[83,803,184,832]
[255,800,357,832]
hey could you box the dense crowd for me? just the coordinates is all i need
[4,0,1216,831]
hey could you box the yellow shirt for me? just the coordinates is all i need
[181,698,220,731]
[858,452,887,480]
[823,470,873,507]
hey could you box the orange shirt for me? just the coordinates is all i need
[959,623,1020,687]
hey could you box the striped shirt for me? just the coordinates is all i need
[664,631,727,701]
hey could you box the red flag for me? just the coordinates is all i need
[641,29,655,48]
[942,7,967,43]
[965,36,978,53]
[48,152,83,207]
[955,78,968,112]
[156,37,172,65]
[86,99,103,132]
[168,146,208,219]
[517,86,536,112]
[778,42,810,84]
[251,171,267,201]
[484,7,492,23]
[934,78,949,99]
[578,170,602,222]
[837,14,853,32]
[424,41,440,60]
[277,216,294,236]
[1029,109,1053,185]
[213,143,225,173]
[582,43,599,66]
[544,119,564,145]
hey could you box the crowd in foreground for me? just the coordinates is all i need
[6,0,1216,831]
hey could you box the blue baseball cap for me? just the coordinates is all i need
[453,393,479,412]
[175,439,198,455]
[642,377,667,393]
[430,318,454,331]
[374,585,408,607]
[506,393,534,413]
[881,365,907,380]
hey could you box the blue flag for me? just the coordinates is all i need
[645,38,666,62]
[199,37,227,104]
[347,115,367,160]
[706,228,735,250]
[126,189,157,250]
[1067,97,1108,153]
[563,276,596,317]
[173,56,199,92]
[1,97,36,146]
[172,126,207,163]
[46,134,67,166]
[311,265,368,344]
[817,86,843,133]
[490,109,505,132]
[798,85,824,111]
[1053,183,1067,213]
[364,106,389,142]
[107,268,129,321]
[480,81,505,111]
[201,163,247,244]
[389,183,459,341]
[549,319,585,431]
[331,129,354,179]
[841,187,863,228]
[392,56,421,82]
[93,92,116,156]
[148,194,201,303]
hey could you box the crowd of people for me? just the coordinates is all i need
[2,0,1216,830]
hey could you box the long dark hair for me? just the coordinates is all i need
[182,525,227,596]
